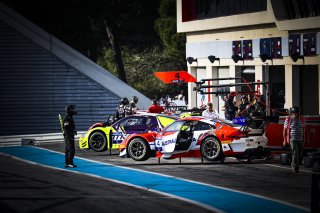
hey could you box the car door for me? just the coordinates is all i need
[111,116,148,148]
[174,121,196,151]
[190,121,216,150]
[155,121,184,153]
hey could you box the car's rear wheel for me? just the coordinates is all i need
[127,138,150,161]
[89,131,107,152]
[200,137,223,161]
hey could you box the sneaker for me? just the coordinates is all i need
[65,164,77,168]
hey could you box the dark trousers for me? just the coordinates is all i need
[64,135,75,165]
[290,140,303,170]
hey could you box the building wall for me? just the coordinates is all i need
[0,2,152,136]
[0,20,120,135]
[177,0,275,33]
[178,0,320,115]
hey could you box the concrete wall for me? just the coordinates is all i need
[179,0,320,115]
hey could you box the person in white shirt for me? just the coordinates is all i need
[202,102,219,119]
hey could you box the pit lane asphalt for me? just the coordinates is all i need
[0,142,314,213]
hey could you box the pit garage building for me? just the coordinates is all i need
[178,0,320,116]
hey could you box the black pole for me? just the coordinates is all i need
[311,173,320,213]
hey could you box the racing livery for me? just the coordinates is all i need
[79,114,177,152]
[120,117,270,161]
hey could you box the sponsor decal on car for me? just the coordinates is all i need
[162,139,176,146]
[112,132,126,144]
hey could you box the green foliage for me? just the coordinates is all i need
[5,0,187,99]
[154,0,186,61]
[98,45,186,99]
[98,0,187,99]
[97,48,118,77]
[158,0,176,18]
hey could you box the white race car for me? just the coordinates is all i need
[119,116,270,162]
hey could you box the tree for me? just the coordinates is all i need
[91,0,161,83]
[154,0,186,64]
[104,20,127,83]
[3,0,188,99]
[153,0,188,98]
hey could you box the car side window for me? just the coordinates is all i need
[116,117,146,128]
[146,116,156,126]
[193,121,215,131]
[165,121,185,132]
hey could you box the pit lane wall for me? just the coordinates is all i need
[265,115,320,151]
[0,132,86,147]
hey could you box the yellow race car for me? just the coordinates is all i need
[79,113,177,152]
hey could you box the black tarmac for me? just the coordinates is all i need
[0,142,315,213]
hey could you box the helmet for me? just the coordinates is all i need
[131,96,138,104]
[65,104,77,115]
[290,106,301,114]
[121,97,129,105]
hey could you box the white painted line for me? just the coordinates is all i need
[264,163,313,173]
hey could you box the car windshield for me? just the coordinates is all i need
[164,120,186,132]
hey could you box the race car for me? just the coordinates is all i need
[79,114,177,152]
[119,117,270,161]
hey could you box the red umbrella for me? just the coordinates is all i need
[154,71,196,84]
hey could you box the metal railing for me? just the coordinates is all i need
[0,131,86,147]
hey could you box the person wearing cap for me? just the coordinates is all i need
[63,105,77,168]
[202,102,219,119]
[283,106,305,173]
[147,99,165,113]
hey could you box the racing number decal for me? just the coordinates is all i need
[112,132,125,144]
[155,139,162,151]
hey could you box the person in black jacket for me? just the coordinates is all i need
[116,97,129,120]
[224,95,236,120]
[63,105,77,168]
[237,95,249,117]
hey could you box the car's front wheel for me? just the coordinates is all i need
[127,138,150,161]
[89,131,107,152]
[200,137,223,161]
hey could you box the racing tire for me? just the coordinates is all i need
[200,137,223,161]
[280,153,291,165]
[127,138,150,161]
[313,160,320,172]
[89,131,108,152]
[303,156,313,168]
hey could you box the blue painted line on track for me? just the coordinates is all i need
[0,146,308,213]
